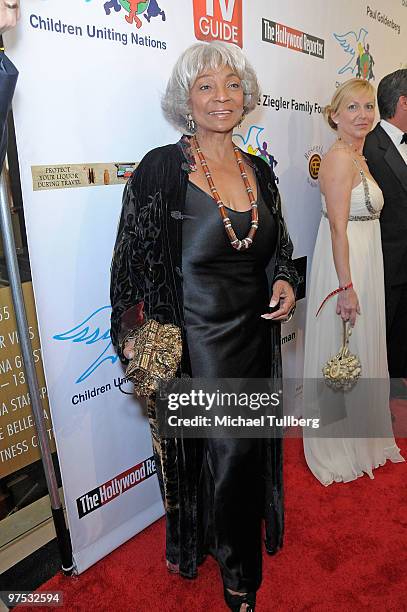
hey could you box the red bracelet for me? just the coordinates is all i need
[316,282,353,317]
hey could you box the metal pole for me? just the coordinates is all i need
[0,168,73,574]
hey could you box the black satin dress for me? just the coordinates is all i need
[182,180,277,593]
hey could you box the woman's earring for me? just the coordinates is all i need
[186,114,196,134]
[237,111,246,129]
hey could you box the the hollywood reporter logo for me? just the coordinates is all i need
[76,456,156,518]
[193,0,243,48]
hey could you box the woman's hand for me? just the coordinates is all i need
[336,287,360,326]
[261,280,295,321]
[123,340,135,360]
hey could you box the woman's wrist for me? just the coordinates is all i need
[316,281,354,316]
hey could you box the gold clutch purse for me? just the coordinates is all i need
[322,321,361,390]
[124,319,182,397]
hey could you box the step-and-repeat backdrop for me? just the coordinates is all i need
[4,0,406,572]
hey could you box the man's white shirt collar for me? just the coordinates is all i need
[380,119,405,147]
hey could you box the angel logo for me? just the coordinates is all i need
[233,125,279,183]
[103,0,166,28]
[53,306,119,384]
[334,28,375,81]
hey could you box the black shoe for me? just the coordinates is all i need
[224,587,256,611]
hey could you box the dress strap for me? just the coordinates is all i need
[351,157,377,215]
[321,155,380,221]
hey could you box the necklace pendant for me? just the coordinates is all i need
[192,136,259,251]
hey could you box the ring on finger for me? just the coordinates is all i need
[5,2,18,8]
[281,310,294,324]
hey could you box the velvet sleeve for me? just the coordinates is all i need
[272,184,300,293]
[110,172,145,363]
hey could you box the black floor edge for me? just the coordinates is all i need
[0,537,62,608]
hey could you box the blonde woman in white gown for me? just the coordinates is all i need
[303,79,404,486]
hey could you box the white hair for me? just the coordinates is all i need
[161,41,260,134]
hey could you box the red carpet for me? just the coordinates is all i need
[22,433,407,611]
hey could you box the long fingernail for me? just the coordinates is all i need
[270,300,277,307]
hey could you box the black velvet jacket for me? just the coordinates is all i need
[110,136,299,578]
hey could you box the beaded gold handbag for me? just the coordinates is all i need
[322,321,361,390]
[124,319,182,397]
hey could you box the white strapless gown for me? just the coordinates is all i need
[303,174,404,486]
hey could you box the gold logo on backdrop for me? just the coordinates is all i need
[0,282,55,478]
[309,154,321,180]
[31,162,139,192]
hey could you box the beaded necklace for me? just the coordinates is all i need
[336,137,366,160]
[192,135,258,251]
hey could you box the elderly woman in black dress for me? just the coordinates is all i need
[110,41,298,611]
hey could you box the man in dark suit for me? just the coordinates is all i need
[0,51,18,168]
[0,0,19,168]
[364,69,407,395]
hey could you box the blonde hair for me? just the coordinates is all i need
[323,78,376,130]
